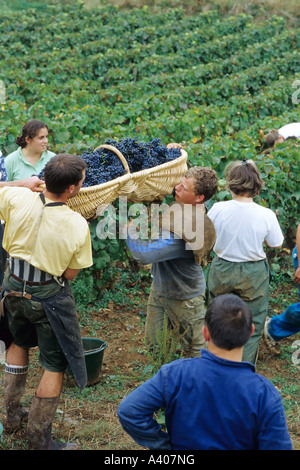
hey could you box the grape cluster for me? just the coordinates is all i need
[80,145,126,187]
[80,137,182,187]
[37,138,182,188]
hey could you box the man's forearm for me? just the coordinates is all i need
[0,176,44,192]
[117,371,172,450]
[118,417,172,450]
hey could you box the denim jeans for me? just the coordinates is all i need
[268,302,300,341]
[268,246,300,341]
[292,245,300,298]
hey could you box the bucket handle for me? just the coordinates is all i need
[84,343,107,354]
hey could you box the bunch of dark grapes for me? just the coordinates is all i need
[80,146,126,187]
[81,137,181,187]
[37,138,182,188]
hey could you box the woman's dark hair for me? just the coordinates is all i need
[16,119,48,148]
[44,154,86,195]
[205,294,253,350]
[224,159,264,197]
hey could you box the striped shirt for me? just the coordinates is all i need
[9,257,53,282]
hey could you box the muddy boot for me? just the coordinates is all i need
[27,395,79,450]
[3,364,29,433]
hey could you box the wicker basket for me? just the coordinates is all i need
[67,145,132,219]
[67,144,188,219]
[126,149,188,203]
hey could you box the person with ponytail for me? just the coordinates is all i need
[5,119,55,181]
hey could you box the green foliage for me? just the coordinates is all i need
[72,254,151,314]
[71,218,133,306]
[142,315,185,380]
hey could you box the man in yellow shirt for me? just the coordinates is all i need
[1,154,93,450]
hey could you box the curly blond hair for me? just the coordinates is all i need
[185,166,218,202]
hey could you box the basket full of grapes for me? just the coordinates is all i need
[67,137,188,219]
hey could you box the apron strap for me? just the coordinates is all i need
[39,193,66,207]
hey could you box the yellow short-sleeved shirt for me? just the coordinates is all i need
[0,187,93,276]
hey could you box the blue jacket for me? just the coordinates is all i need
[118,350,292,450]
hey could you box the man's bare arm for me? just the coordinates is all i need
[0,176,44,192]
[63,267,80,281]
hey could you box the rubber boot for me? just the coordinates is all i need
[3,368,28,433]
[27,395,79,450]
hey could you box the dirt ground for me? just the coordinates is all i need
[0,300,299,451]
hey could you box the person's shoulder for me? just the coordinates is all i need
[0,185,33,198]
[207,200,229,215]
[64,205,89,226]
[4,148,19,161]
[160,357,199,376]
[253,371,284,401]
[209,200,229,209]
[253,202,278,217]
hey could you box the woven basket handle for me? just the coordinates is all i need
[95,144,130,174]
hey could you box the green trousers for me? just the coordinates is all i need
[208,257,270,364]
[145,284,206,358]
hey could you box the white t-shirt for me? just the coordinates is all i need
[207,200,284,262]
[278,123,300,139]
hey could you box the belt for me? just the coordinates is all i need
[9,272,55,286]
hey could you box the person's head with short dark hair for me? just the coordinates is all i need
[204,294,253,351]
[224,159,264,197]
[44,154,86,196]
[16,119,49,148]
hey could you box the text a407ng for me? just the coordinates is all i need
[147,454,195,465]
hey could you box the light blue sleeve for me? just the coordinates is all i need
[126,230,194,265]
